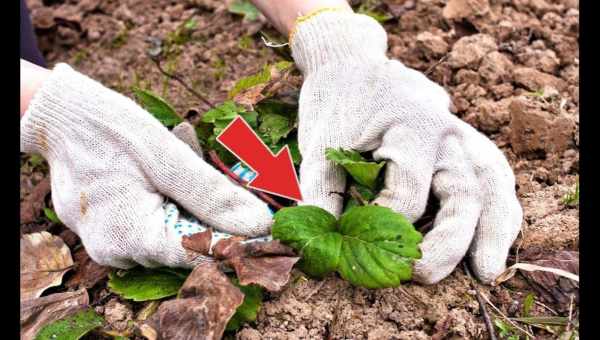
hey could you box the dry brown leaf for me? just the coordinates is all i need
[212,238,296,259]
[20,177,51,224]
[220,240,299,292]
[146,262,244,340]
[242,239,297,257]
[498,250,578,312]
[66,248,111,289]
[211,236,247,259]
[233,83,267,106]
[183,233,299,292]
[226,256,299,292]
[181,228,213,255]
[21,232,74,301]
[21,288,89,340]
[494,262,579,285]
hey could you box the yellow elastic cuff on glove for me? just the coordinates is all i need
[288,7,352,44]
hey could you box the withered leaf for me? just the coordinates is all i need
[213,238,296,259]
[146,262,244,340]
[243,239,297,257]
[181,229,213,255]
[233,83,267,107]
[66,248,111,289]
[21,288,88,340]
[212,236,247,259]
[182,232,299,292]
[20,177,51,224]
[21,231,74,301]
[519,249,579,312]
[226,256,299,292]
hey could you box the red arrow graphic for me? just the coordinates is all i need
[216,116,303,202]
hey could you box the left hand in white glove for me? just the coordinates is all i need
[291,9,523,284]
[20,64,274,269]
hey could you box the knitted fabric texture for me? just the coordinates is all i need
[21,64,273,269]
[290,11,523,284]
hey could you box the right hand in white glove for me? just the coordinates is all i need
[291,10,523,284]
[20,64,273,269]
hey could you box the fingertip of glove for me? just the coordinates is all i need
[412,267,446,285]
[469,258,506,285]
[242,208,275,237]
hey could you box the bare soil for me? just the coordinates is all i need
[21,0,579,339]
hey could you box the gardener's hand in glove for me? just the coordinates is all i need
[20,61,273,269]
[251,3,523,284]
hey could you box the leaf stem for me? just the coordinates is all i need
[208,150,285,210]
[150,57,215,108]
[462,262,498,340]
[349,186,368,206]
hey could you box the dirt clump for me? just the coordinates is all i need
[103,298,134,332]
[508,96,576,157]
[447,33,497,69]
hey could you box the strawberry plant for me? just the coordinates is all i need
[272,205,422,288]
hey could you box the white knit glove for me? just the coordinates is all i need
[291,10,522,284]
[20,64,273,269]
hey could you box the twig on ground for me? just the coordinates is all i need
[424,54,448,76]
[151,58,215,108]
[349,186,368,206]
[475,281,535,338]
[303,280,326,301]
[566,293,575,331]
[208,150,285,210]
[535,300,558,316]
[515,228,526,263]
[463,263,498,340]
[398,286,427,308]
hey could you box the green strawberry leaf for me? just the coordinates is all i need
[258,113,294,145]
[325,148,385,189]
[226,280,264,331]
[202,101,246,124]
[132,87,182,127]
[228,0,260,21]
[240,111,259,128]
[35,309,104,340]
[272,205,422,288]
[108,267,188,302]
[285,137,301,165]
[336,206,422,288]
[272,206,341,278]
